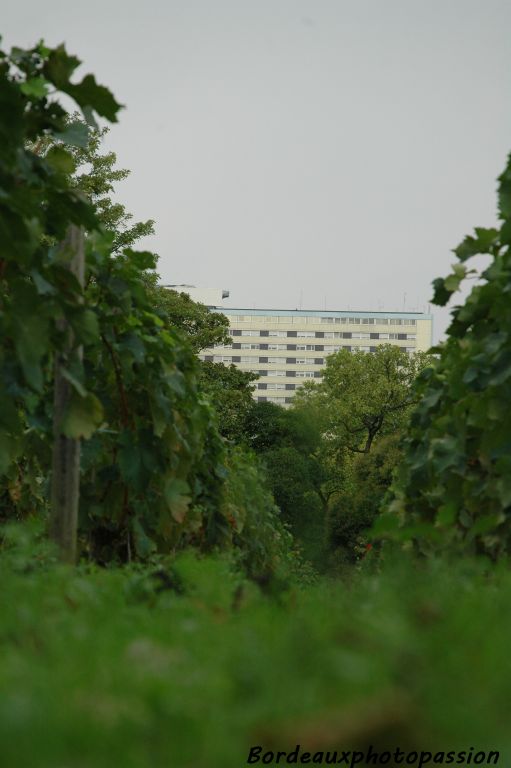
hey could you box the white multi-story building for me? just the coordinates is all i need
[199,305,433,406]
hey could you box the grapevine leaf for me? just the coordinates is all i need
[67,74,123,122]
[43,44,81,88]
[431,277,452,306]
[46,146,76,174]
[453,228,499,261]
[61,392,104,439]
[53,121,89,148]
[20,76,49,98]
[164,478,191,524]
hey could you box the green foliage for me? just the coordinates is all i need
[0,40,120,478]
[296,345,430,455]
[218,447,296,583]
[145,285,230,352]
[0,41,227,561]
[387,154,511,558]
[244,403,329,565]
[77,236,227,561]
[328,434,402,565]
[200,361,257,442]
[1,533,511,765]
[61,118,155,252]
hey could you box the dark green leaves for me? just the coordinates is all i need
[388,146,511,558]
[43,44,81,87]
[164,478,192,524]
[41,44,123,123]
[453,228,499,262]
[61,392,104,439]
[0,39,229,567]
[54,122,89,148]
[20,76,49,98]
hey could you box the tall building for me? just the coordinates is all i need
[199,306,433,406]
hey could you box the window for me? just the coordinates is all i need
[379,333,390,340]
[240,343,260,349]
[240,330,259,336]
[213,355,232,363]
[268,330,287,337]
[352,332,370,339]
[407,334,417,340]
[271,370,287,377]
[297,331,315,337]
[266,396,286,403]
[362,318,375,324]
[378,318,389,325]
[296,344,316,350]
[389,319,403,325]
[295,371,315,378]
[240,356,255,363]
[268,343,287,350]
[295,358,309,364]
[267,357,287,364]
[348,318,361,324]
[266,383,286,390]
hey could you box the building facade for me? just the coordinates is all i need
[200,307,433,407]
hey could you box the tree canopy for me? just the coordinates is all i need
[295,345,431,454]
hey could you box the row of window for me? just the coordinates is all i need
[213,356,325,365]
[227,315,419,326]
[211,346,417,364]
[201,362,321,378]
[320,317,416,326]
[229,330,417,341]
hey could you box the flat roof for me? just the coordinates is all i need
[215,308,432,320]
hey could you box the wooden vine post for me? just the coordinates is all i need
[50,225,85,564]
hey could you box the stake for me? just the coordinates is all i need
[50,225,85,564]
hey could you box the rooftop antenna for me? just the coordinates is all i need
[299,290,303,310]
[324,295,327,310]
[403,292,407,311]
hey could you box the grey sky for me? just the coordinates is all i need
[3,0,511,340]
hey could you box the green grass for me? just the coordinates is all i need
[0,530,509,767]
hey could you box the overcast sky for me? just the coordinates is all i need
[4,0,511,340]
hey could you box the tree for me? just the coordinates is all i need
[327,433,402,564]
[296,345,430,455]
[33,117,155,252]
[243,402,328,565]
[145,284,230,353]
[200,361,257,442]
[289,347,430,566]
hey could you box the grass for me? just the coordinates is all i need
[0,528,509,767]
